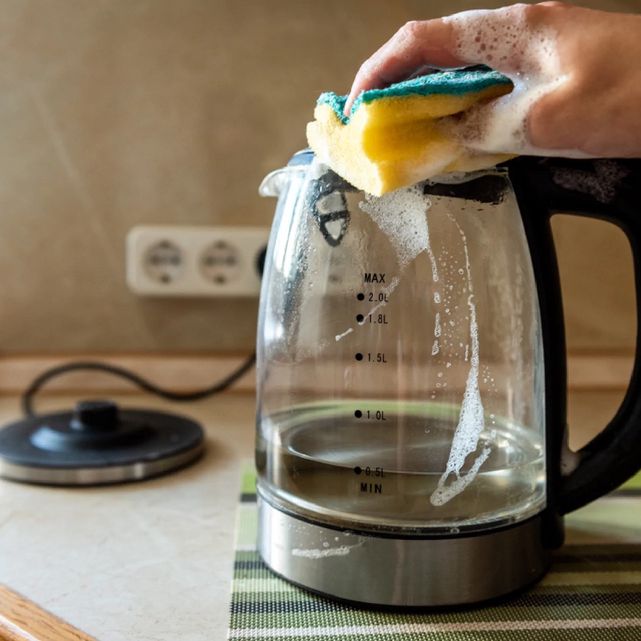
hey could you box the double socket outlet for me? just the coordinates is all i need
[126,225,270,297]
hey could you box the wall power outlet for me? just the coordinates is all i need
[126,225,270,297]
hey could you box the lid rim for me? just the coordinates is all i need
[287,149,314,166]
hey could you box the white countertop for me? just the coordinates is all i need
[0,393,255,641]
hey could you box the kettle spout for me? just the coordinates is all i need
[259,168,292,198]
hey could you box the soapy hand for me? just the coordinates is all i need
[344,2,641,158]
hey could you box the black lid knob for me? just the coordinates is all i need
[71,400,119,433]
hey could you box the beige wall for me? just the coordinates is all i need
[1,0,639,355]
[553,216,636,353]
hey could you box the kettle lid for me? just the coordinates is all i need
[287,149,314,167]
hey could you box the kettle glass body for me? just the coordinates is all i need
[257,152,545,534]
[253,151,568,606]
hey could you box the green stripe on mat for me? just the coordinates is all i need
[242,471,257,495]
[235,506,258,550]
[229,467,641,640]
[622,471,641,490]
[230,599,641,625]
[232,576,641,596]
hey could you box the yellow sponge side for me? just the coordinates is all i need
[307,104,384,193]
[306,83,513,196]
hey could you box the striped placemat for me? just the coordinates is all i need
[228,471,641,640]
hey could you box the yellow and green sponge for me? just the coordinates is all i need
[306,67,514,196]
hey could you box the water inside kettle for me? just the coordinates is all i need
[257,401,545,533]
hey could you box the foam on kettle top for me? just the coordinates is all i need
[357,187,430,271]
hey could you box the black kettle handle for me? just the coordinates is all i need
[508,156,641,515]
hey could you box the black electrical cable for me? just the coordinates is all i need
[22,250,267,418]
[21,353,256,418]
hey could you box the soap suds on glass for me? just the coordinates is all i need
[359,186,443,352]
[359,187,431,270]
[430,213,489,506]
[335,327,354,342]
[335,186,434,343]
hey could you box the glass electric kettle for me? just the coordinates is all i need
[255,150,641,606]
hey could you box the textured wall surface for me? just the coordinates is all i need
[0,0,638,354]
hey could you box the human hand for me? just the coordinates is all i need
[344,3,641,158]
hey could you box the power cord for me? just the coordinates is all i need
[21,353,256,418]
[22,243,267,418]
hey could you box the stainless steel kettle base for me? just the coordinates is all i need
[258,496,549,607]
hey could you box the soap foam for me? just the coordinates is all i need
[430,213,489,506]
[359,187,431,271]
[442,8,581,157]
[359,187,445,351]
[292,545,355,559]
[336,188,430,343]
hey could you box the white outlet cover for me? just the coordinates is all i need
[126,225,270,297]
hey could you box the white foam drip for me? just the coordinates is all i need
[426,229,440,283]
[430,214,488,506]
[423,202,442,353]
[335,327,354,342]
[327,185,417,345]
[366,277,400,317]
[355,188,447,365]
[292,541,362,559]
[355,189,442,345]
[442,8,583,157]
[334,276,400,342]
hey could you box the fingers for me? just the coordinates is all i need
[343,3,561,117]
[343,19,463,116]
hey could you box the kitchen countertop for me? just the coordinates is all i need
[0,389,634,640]
[0,392,256,641]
